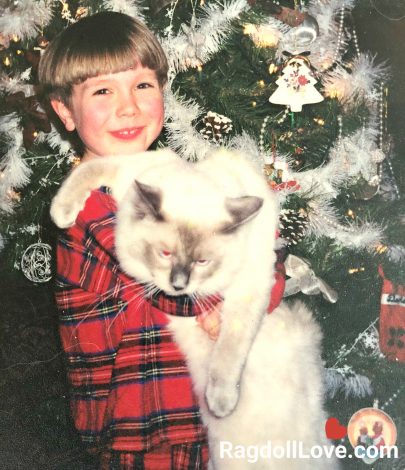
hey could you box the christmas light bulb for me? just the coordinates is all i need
[268,63,278,74]
[75,6,88,19]
[71,156,81,167]
[243,24,256,35]
[313,117,325,126]
[348,267,365,274]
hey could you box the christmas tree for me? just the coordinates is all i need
[0,0,404,467]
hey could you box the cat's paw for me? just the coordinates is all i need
[205,374,240,418]
[50,193,88,228]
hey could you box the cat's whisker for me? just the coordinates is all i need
[105,282,163,334]
[141,282,159,298]
[191,293,207,315]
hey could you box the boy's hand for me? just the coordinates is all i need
[196,303,222,341]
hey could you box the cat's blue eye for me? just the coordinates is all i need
[159,250,172,259]
[196,259,210,266]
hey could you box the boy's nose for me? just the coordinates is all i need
[117,92,140,117]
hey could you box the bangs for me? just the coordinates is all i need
[57,41,156,86]
[38,12,168,100]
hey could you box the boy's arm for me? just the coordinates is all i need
[55,191,130,452]
[56,279,126,452]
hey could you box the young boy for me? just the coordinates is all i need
[39,11,285,469]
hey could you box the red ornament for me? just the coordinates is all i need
[325,417,348,440]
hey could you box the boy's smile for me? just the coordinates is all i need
[110,127,146,140]
[51,66,165,159]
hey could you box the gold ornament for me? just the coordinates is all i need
[244,23,280,48]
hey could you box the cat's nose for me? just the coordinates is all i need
[170,265,190,291]
[172,283,186,291]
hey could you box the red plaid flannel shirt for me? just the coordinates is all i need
[55,189,285,453]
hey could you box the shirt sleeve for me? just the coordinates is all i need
[55,191,129,450]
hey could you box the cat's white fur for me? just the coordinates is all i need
[51,148,339,469]
[169,301,338,469]
[51,148,279,419]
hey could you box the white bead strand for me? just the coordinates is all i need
[332,6,346,64]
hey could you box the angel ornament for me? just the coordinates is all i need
[182,15,205,68]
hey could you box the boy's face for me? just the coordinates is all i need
[51,65,164,159]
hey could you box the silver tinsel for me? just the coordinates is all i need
[325,366,372,399]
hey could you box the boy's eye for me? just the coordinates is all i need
[159,250,172,259]
[94,88,110,95]
[137,82,153,89]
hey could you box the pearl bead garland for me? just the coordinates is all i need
[259,109,289,157]
[259,116,270,157]
[351,26,361,58]
[378,82,384,151]
[332,6,346,64]
[380,384,404,411]
[374,82,384,186]
[376,83,400,198]
[315,212,359,234]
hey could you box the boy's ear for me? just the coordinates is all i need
[50,99,76,132]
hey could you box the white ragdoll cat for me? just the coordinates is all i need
[51,148,339,470]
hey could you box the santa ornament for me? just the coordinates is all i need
[269,55,324,112]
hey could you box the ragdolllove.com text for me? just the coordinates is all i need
[219,440,398,463]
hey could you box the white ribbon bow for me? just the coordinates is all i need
[284,254,338,303]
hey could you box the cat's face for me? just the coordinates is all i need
[127,221,235,296]
[115,180,263,296]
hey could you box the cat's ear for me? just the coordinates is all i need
[133,180,164,221]
[221,196,263,233]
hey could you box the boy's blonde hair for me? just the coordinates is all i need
[38,11,168,103]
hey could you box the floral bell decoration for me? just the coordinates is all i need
[269,55,324,112]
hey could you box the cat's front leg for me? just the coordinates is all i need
[51,159,118,228]
[51,186,92,228]
[205,364,240,418]
[205,293,269,418]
